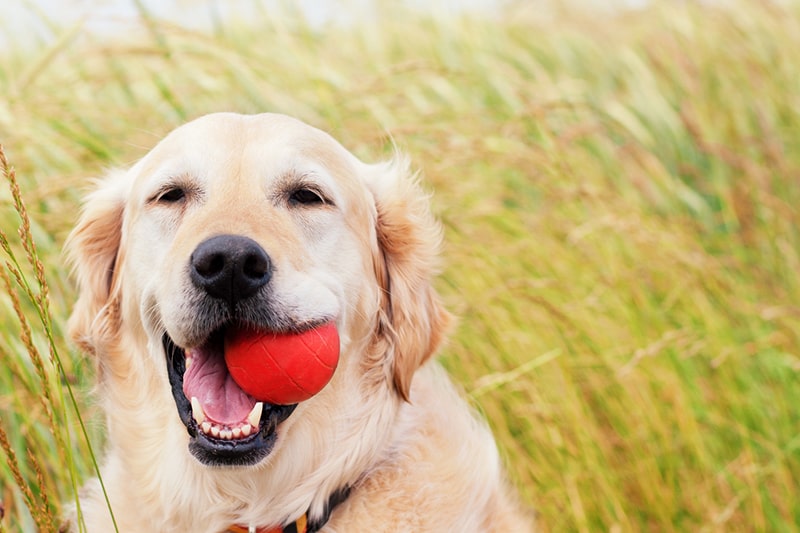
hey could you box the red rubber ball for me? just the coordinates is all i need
[224,323,340,405]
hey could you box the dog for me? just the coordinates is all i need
[63,113,533,532]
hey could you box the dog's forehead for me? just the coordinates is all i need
[134,113,363,194]
[155,112,338,149]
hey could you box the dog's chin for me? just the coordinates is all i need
[163,333,296,467]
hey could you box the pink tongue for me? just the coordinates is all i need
[182,341,256,426]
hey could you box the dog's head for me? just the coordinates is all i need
[66,113,450,469]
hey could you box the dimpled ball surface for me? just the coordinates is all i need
[224,323,340,405]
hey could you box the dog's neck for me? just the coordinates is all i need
[227,486,352,533]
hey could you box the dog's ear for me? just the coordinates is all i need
[64,169,129,355]
[367,157,452,401]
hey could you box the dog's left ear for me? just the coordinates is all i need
[367,158,452,401]
[64,169,130,356]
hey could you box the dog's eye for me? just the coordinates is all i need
[157,187,186,203]
[289,188,325,206]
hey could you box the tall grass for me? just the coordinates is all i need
[1,1,798,531]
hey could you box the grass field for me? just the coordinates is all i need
[1,0,799,531]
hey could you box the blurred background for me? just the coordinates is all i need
[3,0,506,47]
[0,0,798,531]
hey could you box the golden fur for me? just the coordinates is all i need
[63,113,533,532]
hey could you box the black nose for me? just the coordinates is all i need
[190,235,272,304]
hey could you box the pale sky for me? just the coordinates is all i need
[2,0,659,51]
[1,0,511,50]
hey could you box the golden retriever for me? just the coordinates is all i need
[63,113,533,532]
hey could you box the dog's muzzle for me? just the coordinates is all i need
[164,235,296,466]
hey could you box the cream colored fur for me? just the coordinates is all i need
[63,113,533,532]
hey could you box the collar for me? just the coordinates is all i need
[226,486,351,533]
[226,515,306,533]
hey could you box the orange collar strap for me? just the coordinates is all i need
[225,486,351,533]
[227,513,307,533]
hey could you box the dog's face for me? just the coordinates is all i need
[66,113,449,472]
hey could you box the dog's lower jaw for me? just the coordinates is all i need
[185,411,291,467]
[162,334,297,467]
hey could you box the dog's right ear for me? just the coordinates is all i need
[365,157,452,401]
[64,169,130,355]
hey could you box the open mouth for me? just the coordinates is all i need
[164,329,296,466]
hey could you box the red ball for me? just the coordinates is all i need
[224,323,340,405]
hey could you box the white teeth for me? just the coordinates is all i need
[185,354,193,370]
[192,402,263,440]
[197,421,255,440]
[247,402,263,428]
[191,397,206,425]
